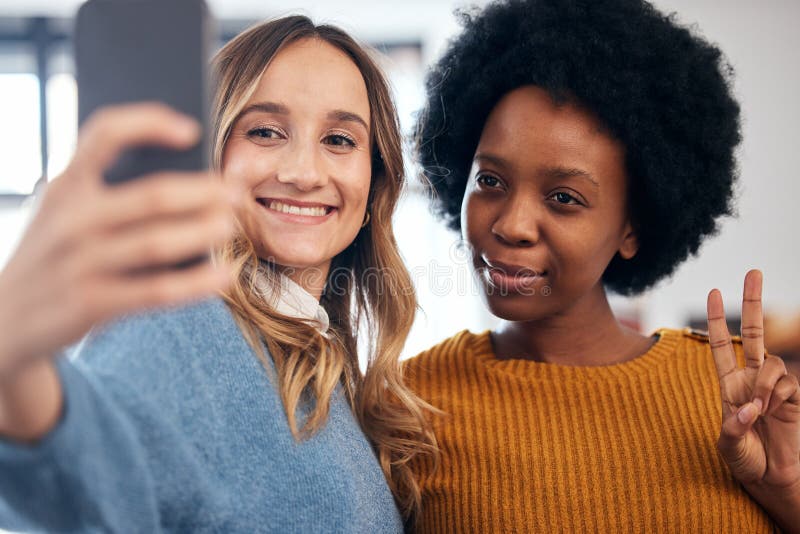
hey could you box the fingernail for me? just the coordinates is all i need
[752,398,764,414]
[737,403,758,424]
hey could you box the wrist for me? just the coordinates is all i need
[0,359,64,443]
[743,476,800,531]
[744,478,800,504]
[0,270,25,381]
[0,267,49,384]
[783,477,800,507]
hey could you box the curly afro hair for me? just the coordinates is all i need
[414,0,741,295]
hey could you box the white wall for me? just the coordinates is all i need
[639,0,800,330]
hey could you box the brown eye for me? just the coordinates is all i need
[549,191,581,205]
[324,133,356,148]
[476,174,501,188]
[247,127,282,139]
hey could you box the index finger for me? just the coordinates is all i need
[740,269,765,369]
[72,102,201,177]
[88,171,233,233]
[707,288,737,379]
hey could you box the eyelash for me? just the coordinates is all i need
[246,126,284,139]
[476,174,503,189]
[548,191,582,206]
[324,131,357,148]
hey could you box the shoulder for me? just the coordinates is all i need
[674,327,743,346]
[105,296,233,337]
[403,330,489,382]
[657,327,746,365]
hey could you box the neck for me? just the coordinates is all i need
[274,263,329,301]
[492,285,652,366]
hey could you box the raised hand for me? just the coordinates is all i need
[0,103,237,440]
[707,269,800,530]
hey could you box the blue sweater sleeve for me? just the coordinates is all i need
[0,359,160,532]
[0,303,228,533]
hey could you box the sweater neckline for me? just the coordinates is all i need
[471,328,682,381]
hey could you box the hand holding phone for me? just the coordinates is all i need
[0,103,235,441]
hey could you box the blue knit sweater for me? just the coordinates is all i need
[0,298,402,533]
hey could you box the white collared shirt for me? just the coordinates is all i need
[253,268,330,334]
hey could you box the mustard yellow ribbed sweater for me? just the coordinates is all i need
[404,328,775,533]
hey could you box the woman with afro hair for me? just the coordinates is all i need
[404,0,800,531]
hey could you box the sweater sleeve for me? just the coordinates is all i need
[0,304,227,533]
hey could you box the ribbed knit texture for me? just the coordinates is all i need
[405,328,775,533]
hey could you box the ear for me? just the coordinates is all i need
[618,222,639,260]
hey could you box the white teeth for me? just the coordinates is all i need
[267,200,328,217]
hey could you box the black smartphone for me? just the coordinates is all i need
[75,0,216,184]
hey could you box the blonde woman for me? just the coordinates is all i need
[0,16,434,532]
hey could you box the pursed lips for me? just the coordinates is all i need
[482,256,546,277]
[480,256,548,293]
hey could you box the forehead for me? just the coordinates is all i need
[478,86,625,176]
[247,37,370,123]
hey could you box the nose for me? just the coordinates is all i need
[275,140,328,191]
[491,193,540,247]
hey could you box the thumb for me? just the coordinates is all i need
[718,401,762,481]
[70,102,201,179]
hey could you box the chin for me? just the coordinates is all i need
[482,292,556,323]
[270,254,328,271]
[254,243,328,269]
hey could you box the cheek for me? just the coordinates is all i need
[220,147,250,224]
[221,143,271,242]
[461,190,490,245]
[552,224,620,284]
[221,165,247,211]
[222,143,274,190]
[338,156,372,211]
[460,192,471,238]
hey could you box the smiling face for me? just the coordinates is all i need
[221,38,372,296]
[462,86,639,322]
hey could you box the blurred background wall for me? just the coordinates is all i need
[0,0,798,369]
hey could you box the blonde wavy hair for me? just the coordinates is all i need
[210,15,437,520]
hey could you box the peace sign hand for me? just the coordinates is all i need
[707,269,800,530]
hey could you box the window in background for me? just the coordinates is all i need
[0,30,77,271]
[0,43,39,269]
[0,44,41,195]
[46,45,77,179]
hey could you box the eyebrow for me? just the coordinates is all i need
[236,102,369,133]
[326,109,369,133]
[237,101,290,119]
[474,153,600,189]
[541,166,600,189]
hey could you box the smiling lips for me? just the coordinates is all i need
[482,257,547,293]
[257,197,337,222]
